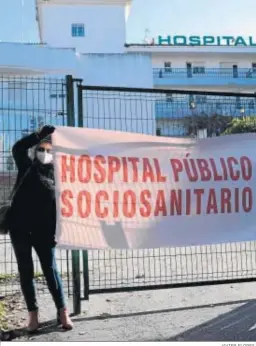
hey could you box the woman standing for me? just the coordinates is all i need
[9,125,73,332]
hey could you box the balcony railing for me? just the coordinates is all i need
[153,68,256,79]
[155,99,256,120]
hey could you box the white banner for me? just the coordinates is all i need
[52,126,256,250]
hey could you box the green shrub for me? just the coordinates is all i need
[224,116,256,134]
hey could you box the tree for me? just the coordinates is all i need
[223,116,256,134]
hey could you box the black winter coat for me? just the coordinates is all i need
[9,132,56,242]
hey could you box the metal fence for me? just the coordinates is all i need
[0,76,74,299]
[1,76,256,315]
[74,84,256,312]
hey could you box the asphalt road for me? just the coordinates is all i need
[13,282,256,342]
[1,234,256,341]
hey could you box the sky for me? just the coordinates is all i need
[0,0,256,43]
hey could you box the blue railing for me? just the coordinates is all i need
[155,100,256,120]
[153,68,256,79]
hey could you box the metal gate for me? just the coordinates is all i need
[1,75,256,316]
[0,75,81,307]
[71,82,256,314]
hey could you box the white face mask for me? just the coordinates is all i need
[36,152,53,165]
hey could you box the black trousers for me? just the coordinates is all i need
[10,232,66,312]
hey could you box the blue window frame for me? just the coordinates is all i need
[71,24,85,37]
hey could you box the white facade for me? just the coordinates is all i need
[148,48,256,92]
[37,0,131,54]
[0,0,255,153]
[0,0,255,93]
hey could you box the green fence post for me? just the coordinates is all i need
[66,75,75,127]
[77,84,90,300]
[65,75,81,315]
[72,250,81,314]
[77,84,83,128]
[82,251,89,300]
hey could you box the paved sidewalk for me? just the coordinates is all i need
[13,282,256,342]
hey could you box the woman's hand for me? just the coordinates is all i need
[38,125,55,140]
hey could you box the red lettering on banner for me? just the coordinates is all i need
[154,159,167,183]
[142,158,155,182]
[170,159,183,182]
[140,190,151,217]
[196,159,212,181]
[242,187,253,212]
[108,156,121,183]
[95,191,108,218]
[235,187,239,213]
[221,188,232,213]
[77,190,91,218]
[220,158,228,180]
[154,190,167,216]
[61,189,73,217]
[78,155,91,183]
[123,190,136,218]
[122,157,129,183]
[227,157,240,181]
[209,158,223,181]
[183,157,198,182]
[206,189,218,214]
[113,190,119,218]
[194,189,204,214]
[186,189,191,215]
[58,152,254,220]
[170,189,182,215]
[94,155,106,183]
[61,155,75,183]
[240,156,252,181]
[128,157,139,182]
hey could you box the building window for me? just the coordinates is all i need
[216,102,222,110]
[191,62,205,74]
[236,97,241,109]
[156,128,161,136]
[189,95,196,109]
[71,24,85,37]
[193,66,205,74]
[166,93,173,102]
[164,62,172,73]
[249,100,255,109]
[196,95,207,104]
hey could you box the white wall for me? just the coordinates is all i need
[0,43,79,75]
[79,53,155,135]
[40,5,126,54]
[0,44,153,88]
[78,53,153,87]
[0,46,155,141]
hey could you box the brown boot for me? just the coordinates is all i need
[27,311,39,333]
[58,308,73,330]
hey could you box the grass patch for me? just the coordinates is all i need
[0,271,68,283]
[0,274,16,282]
[0,300,8,330]
[34,272,44,279]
